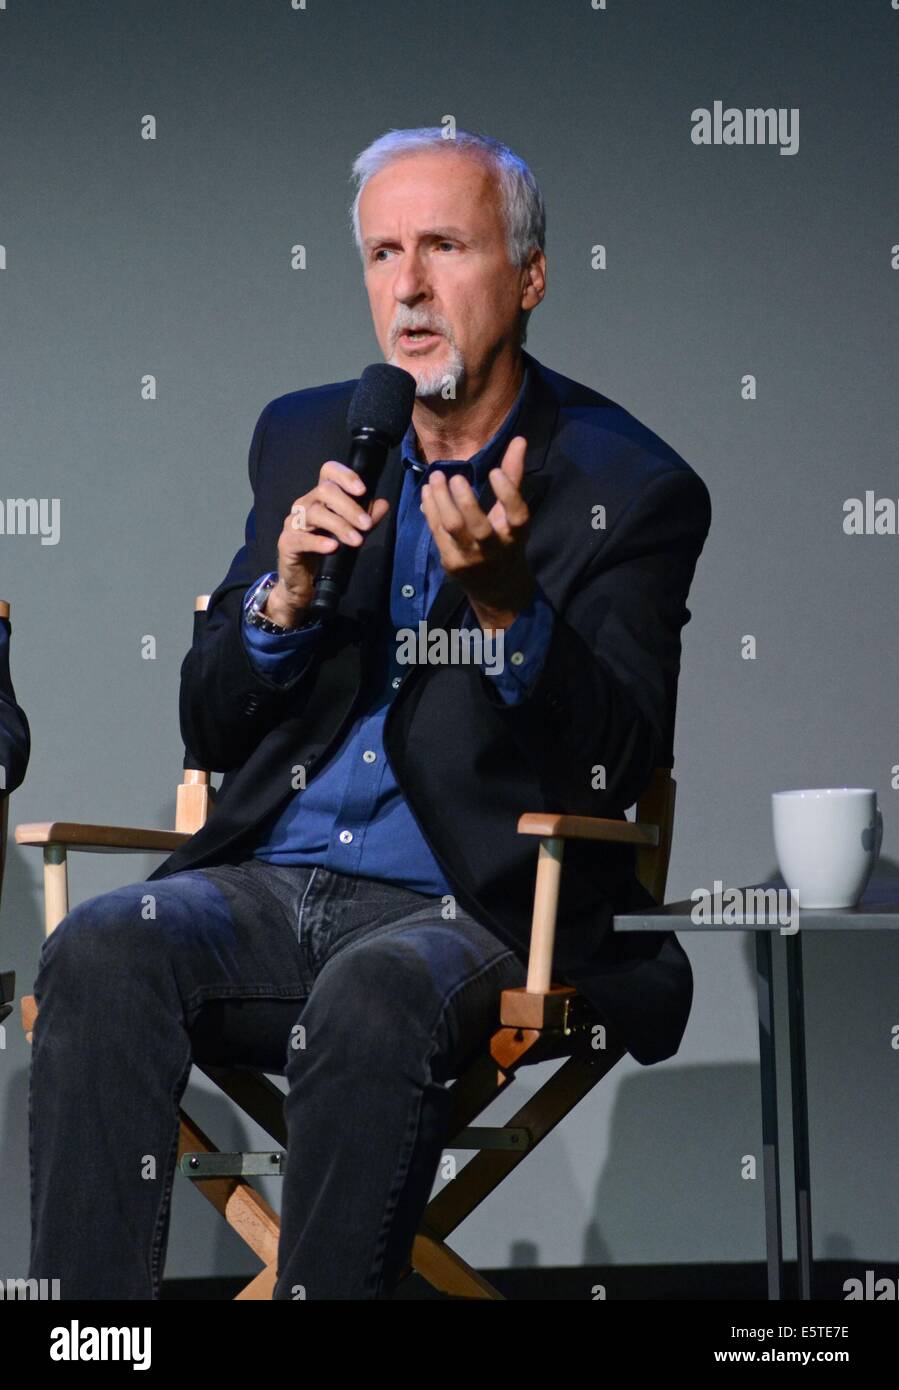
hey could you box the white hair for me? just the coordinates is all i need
[349,127,545,344]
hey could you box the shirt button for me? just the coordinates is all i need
[391,675,403,689]
[401,583,415,598]
[362,750,377,763]
[510,651,524,666]
[338,830,353,845]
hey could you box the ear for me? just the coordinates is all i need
[521,248,547,311]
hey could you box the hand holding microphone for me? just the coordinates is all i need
[263,362,417,629]
[264,462,392,628]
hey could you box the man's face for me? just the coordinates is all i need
[358,150,529,397]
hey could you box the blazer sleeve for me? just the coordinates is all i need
[476,466,712,813]
[0,619,30,797]
[178,401,323,773]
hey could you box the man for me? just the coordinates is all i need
[28,128,711,1301]
[1,601,29,1027]
[0,603,30,802]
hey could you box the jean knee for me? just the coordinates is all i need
[36,884,159,993]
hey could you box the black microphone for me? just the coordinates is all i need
[306,363,417,622]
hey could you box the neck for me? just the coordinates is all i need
[411,348,525,464]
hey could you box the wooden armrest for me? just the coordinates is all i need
[517,812,659,847]
[15,822,190,853]
[517,809,661,997]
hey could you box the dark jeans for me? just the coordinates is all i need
[27,857,528,1300]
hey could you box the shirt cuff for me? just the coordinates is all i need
[241,573,324,683]
[470,582,555,705]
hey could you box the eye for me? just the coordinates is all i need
[436,241,456,252]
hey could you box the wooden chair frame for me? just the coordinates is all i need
[15,593,677,1300]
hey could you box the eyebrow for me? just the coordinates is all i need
[363,226,473,251]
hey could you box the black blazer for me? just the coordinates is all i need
[147,350,712,1065]
[0,616,30,798]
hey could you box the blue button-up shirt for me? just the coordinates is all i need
[239,364,555,892]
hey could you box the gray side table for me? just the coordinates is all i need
[614,868,899,1301]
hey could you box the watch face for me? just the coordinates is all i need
[246,577,276,616]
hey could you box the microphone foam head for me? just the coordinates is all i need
[347,364,417,444]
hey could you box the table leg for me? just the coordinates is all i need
[756,930,784,1299]
[785,931,814,1299]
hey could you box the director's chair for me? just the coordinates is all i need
[17,593,677,1300]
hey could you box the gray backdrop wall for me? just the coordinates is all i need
[1,0,896,1288]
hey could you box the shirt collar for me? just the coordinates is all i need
[400,362,531,488]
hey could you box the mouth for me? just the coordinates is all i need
[398,329,443,351]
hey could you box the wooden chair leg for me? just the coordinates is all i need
[527,836,564,992]
[177,1109,280,1269]
[42,845,69,935]
[235,1260,279,1301]
[20,849,68,1042]
[412,1226,505,1299]
[424,1047,624,1241]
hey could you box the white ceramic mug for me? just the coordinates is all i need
[771,788,883,909]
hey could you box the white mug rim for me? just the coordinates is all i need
[772,787,875,800]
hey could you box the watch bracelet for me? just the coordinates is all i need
[245,574,319,634]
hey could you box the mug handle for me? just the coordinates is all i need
[875,807,883,863]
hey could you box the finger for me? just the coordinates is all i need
[367,497,391,526]
[421,471,465,537]
[488,463,530,529]
[486,497,511,541]
[282,522,339,554]
[447,474,495,542]
[423,471,490,548]
[498,434,528,488]
[295,531,339,553]
[319,460,367,495]
[419,479,468,564]
[300,497,366,546]
[317,478,374,534]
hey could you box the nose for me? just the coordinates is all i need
[391,248,430,307]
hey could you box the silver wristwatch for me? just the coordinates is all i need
[244,574,319,635]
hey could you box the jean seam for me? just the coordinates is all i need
[182,983,310,1017]
[148,1041,195,1299]
[295,866,318,979]
[362,946,518,1297]
[27,1032,38,1277]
